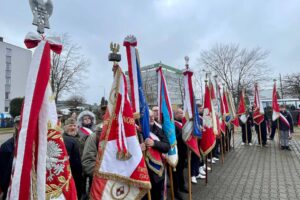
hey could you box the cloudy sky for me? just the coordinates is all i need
[1,0,299,104]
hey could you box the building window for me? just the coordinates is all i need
[5,107,9,112]
[5,92,9,100]
[6,48,12,55]
[6,55,11,64]
[6,78,11,85]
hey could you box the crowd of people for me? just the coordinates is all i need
[0,102,295,200]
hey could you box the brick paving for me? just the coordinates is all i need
[175,130,300,200]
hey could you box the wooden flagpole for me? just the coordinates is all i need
[232,126,235,149]
[245,120,248,145]
[205,156,208,185]
[227,129,230,151]
[188,150,192,200]
[277,119,281,148]
[210,152,213,172]
[168,166,175,200]
[220,135,224,164]
[259,124,263,148]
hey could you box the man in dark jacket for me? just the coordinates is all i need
[142,111,170,200]
[0,116,20,199]
[63,134,83,199]
[278,105,294,150]
[173,108,188,200]
[240,111,253,145]
[255,113,268,147]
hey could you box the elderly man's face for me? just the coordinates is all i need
[175,109,184,120]
[152,107,159,119]
[150,113,155,126]
[65,124,78,136]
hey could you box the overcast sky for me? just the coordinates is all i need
[1,0,299,104]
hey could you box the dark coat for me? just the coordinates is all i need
[148,123,170,183]
[239,113,253,134]
[0,137,14,199]
[63,135,83,199]
[278,111,294,132]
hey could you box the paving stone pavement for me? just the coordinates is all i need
[169,131,300,200]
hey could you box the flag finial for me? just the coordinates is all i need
[184,56,189,69]
[29,0,53,34]
[109,42,121,74]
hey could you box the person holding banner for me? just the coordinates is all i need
[254,112,269,147]
[277,105,294,150]
[141,111,170,200]
[240,110,254,146]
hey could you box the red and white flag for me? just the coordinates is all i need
[182,68,200,157]
[253,84,265,125]
[272,82,280,121]
[8,32,77,200]
[225,89,239,127]
[123,36,139,116]
[209,81,220,135]
[237,89,247,124]
[90,66,151,200]
[200,84,216,155]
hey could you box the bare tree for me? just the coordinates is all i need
[199,44,269,105]
[282,72,300,99]
[51,33,89,103]
[66,95,86,109]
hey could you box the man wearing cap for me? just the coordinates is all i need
[0,116,20,199]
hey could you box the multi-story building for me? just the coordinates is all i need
[0,37,32,113]
[126,62,184,107]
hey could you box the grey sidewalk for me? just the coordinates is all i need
[174,131,300,200]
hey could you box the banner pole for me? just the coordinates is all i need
[232,126,235,149]
[259,124,263,148]
[205,155,208,185]
[168,166,175,200]
[188,150,192,200]
[277,119,280,148]
[220,135,224,164]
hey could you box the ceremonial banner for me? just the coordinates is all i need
[226,89,240,127]
[8,32,77,200]
[217,84,226,134]
[157,66,178,167]
[182,68,202,157]
[272,82,280,121]
[90,67,151,200]
[237,89,247,124]
[124,35,164,176]
[200,84,216,155]
[124,36,150,139]
[209,81,220,135]
[222,87,231,124]
[253,84,265,125]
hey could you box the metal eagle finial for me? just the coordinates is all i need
[29,0,53,34]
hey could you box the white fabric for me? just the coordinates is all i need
[99,136,143,176]
[101,180,140,200]
[9,41,46,200]
[25,32,61,46]
[183,74,192,119]
[130,47,139,113]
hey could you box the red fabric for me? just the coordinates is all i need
[222,90,229,114]
[79,127,92,136]
[253,84,264,125]
[231,117,240,128]
[24,39,62,54]
[18,42,51,199]
[272,83,280,113]
[123,41,137,113]
[90,178,107,199]
[200,85,216,155]
[46,130,77,199]
[237,90,246,115]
